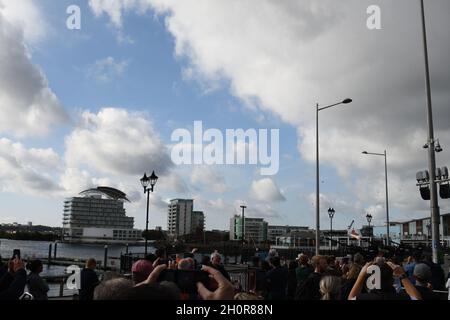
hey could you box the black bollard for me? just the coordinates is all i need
[104,245,108,271]
[48,243,52,267]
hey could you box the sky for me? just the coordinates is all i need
[0,0,449,232]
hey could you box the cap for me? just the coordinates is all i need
[413,263,432,281]
[132,259,154,277]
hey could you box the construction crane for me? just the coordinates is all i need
[347,220,355,231]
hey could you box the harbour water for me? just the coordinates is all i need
[0,238,154,262]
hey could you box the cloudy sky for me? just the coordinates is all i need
[0,0,449,232]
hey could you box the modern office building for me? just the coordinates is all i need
[267,225,309,243]
[192,211,205,233]
[229,216,268,243]
[167,199,204,237]
[62,187,142,244]
[398,213,450,247]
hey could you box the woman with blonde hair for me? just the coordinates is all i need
[319,276,341,300]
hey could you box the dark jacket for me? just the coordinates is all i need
[79,268,99,300]
[295,265,313,288]
[286,269,297,300]
[295,272,322,300]
[27,273,49,300]
[424,262,446,291]
[0,269,27,300]
[340,278,357,300]
[414,285,440,300]
[265,266,288,300]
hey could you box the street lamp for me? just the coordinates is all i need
[240,205,247,247]
[328,207,335,252]
[316,98,352,255]
[419,0,441,264]
[362,150,390,246]
[366,213,373,243]
[141,171,158,256]
[366,213,373,228]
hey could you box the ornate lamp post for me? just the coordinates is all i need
[328,207,335,252]
[140,171,158,256]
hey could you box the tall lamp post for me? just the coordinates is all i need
[419,0,441,264]
[328,208,335,252]
[366,213,373,243]
[140,171,158,256]
[316,98,352,255]
[362,150,390,246]
[240,205,247,247]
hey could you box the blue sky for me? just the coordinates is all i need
[1,0,450,232]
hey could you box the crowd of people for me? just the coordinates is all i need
[1,248,450,300]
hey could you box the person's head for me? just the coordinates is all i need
[86,258,97,270]
[346,264,362,281]
[298,254,309,266]
[326,256,335,266]
[94,278,134,300]
[353,253,364,266]
[374,256,385,265]
[288,260,297,270]
[26,259,43,274]
[269,256,281,268]
[341,264,350,277]
[311,255,328,273]
[178,258,194,270]
[320,276,341,300]
[120,282,180,300]
[413,263,432,285]
[268,248,278,258]
[132,259,154,284]
[211,252,221,265]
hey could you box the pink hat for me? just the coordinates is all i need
[132,259,154,278]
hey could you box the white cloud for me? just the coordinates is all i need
[190,166,228,193]
[88,0,450,221]
[250,178,285,202]
[87,56,130,83]
[0,138,62,196]
[0,0,47,44]
[0,7,67,138]
[65,108,172,177]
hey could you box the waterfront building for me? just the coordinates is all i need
[229,216,268,243]
[167,199,204,238]
[398,212,450,247]
[267,225,309,243]
[62,187,142,244]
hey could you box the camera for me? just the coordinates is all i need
[157,270,210,294]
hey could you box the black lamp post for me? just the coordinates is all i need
[366,213,373,243]
[366,213,373,228]
[141,171,158,256]
[328,207,335,252]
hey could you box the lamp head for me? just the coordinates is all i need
[342,98,353,104]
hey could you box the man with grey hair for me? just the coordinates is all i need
[210,251,230,281]
[93,278,133,300]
